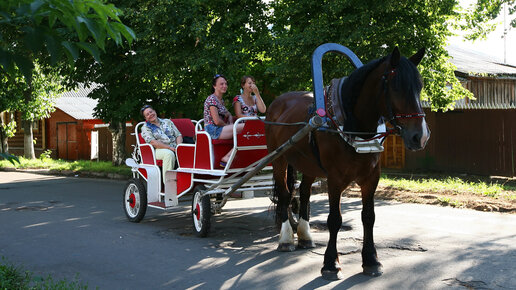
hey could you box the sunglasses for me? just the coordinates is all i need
[140,105,152,113]
[213,74,224,79]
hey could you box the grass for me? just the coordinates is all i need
[0,257,89,289]
[1,155,515,201]
[380,175,516,201]
[0,156,131,177]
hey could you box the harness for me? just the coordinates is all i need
[321,66,425,153]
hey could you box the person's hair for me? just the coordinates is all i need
[211,74,227,93]
[240,75,255,88]
[140,104,154,118]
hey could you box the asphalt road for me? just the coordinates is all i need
[0,171,515,289]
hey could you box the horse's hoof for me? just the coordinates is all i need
[297,239,316,249]
[277,243,296,252]
[321,268,344,280]
[362,264,383,277]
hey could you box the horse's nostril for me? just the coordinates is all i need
[412,133,421,145]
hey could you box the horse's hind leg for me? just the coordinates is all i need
[273,157,295,252]
[358,165,383,276]
[297,174,316,249]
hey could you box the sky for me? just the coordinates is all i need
[449,0,516,65]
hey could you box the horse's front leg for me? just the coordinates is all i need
[297,174,316,249]
[358,164,383,276]
[321,180,347,280]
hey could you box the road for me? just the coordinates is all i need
[0,171,515,289]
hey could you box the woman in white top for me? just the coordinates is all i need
[233,76,266,119]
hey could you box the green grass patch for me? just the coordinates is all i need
[0,156,131,177]
[0,257,89,289]
[380,175,516,201]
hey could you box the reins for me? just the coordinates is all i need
[260,60,426,143]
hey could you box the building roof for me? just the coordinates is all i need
[55,83,99,120]
[447,45,516,76]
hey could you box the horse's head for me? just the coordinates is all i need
[381,47,430,151]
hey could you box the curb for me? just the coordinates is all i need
[0,167,130,180]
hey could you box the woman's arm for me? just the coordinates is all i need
[233,97,245,119]
[252,85,266,113]
[149,140,176,151]
[210,106,226,126]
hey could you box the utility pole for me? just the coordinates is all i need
[503,2,507,64]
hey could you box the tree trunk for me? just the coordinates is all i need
[0,112,8,154]
[109,121,126,166]
[23,119,35,159]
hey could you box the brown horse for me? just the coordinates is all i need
[265,47,430,280]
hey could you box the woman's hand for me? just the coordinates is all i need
[251,84,260,95]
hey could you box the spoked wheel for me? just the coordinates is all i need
[123,178,147,222]
[192,185,211,237]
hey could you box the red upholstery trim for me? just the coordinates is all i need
[138,168,147,179]
[177,172,192,194]
[140,145,156,165]
[177,145,194,168]
[195,134,212,170]
[212,138,233,145]
[171,118,195,138]
[237,119,267,146]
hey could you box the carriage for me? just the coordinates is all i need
[125,116,275,236]
[124,43,429,279]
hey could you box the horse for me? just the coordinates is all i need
[264,47,430,280]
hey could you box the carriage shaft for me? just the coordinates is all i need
[221,115,323,199]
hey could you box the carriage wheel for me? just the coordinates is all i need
[192,185,211,237]
[123,178,147,223]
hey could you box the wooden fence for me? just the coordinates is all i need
[405,108,516,177]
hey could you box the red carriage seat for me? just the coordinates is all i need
[137,119,196,168]
[193,118,268,170]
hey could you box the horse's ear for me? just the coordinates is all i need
[409,48,425,66]
[390,47,401,67]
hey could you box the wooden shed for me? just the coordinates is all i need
[6,84,104,159]
[400,46,516,177]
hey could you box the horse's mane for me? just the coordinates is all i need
[340,56,386,130]
[340,53,423,130]
[392,57,423,108]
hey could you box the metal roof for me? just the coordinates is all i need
[55,83,99,120]
[447,45,516,76]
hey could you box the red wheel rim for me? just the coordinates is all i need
[195,203,200,220]
[129,193,136,208]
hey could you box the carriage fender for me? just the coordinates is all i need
[124,158,160,203]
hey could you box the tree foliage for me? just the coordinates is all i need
[65,0,271,164]
[0,0,135,80]
[267,0,472,111]
[0,0,135,159]
[460,0,516,40]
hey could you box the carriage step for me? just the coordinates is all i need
[148,202,166,209]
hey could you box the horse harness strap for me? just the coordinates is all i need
[322,78,388,153]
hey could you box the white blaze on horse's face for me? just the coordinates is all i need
[420,118,430,148]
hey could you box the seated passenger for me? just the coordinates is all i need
[233,75,266,119]
[140,105,183,181]
[203,74,244,167]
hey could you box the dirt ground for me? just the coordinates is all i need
[315,171,516,214]
[342,183,516,214]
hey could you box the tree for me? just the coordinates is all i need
[0,0,135,158]
[460,0,516,40]
[267,0,472,111]
[67,0,271,165]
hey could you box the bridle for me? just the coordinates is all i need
[324,63,425,143]
[381,67,425,133]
